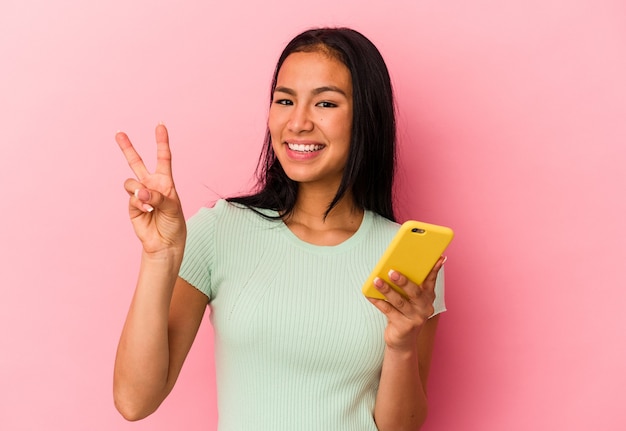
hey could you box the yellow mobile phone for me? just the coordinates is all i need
[362,220,454,300]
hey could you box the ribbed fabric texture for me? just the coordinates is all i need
[179,200,446,431]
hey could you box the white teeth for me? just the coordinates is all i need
[287,143,324,152]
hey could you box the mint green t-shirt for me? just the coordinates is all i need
[179,200,446,431]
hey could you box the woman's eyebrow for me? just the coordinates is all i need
[312,85,347,96]
[274,86,296,96]
[274,85,348,97]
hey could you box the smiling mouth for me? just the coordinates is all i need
[287,142,325,152]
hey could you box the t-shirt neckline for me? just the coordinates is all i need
[267,209,374,255]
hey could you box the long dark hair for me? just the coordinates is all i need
[228,27,397,221]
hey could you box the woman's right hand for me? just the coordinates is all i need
[116,123,186,255]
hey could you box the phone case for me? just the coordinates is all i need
[362,220,454,300]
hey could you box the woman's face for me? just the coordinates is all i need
[269,50,353,191]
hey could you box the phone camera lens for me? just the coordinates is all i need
[411,228,426,234]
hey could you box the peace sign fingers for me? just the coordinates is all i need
[115,123,186,255]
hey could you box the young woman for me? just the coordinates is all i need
[114,27,446,431]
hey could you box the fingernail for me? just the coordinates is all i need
[373,277,383,288]
[388,270,399,281]
[135,189,151,202]
[442,256,448,265]
[142,204,154,213]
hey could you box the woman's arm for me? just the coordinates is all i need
[374,314,439,430]
[368,257,445,431]
[114,268,208,420]
[112,124,209,420]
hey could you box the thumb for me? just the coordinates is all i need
[133,187,179,214]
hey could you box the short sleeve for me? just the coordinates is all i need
[431,266,447,317]
[178,203,220,300]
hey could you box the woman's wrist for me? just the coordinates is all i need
[139,247,185,278]
[384,343,420,361]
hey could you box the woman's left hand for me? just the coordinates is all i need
[368,256,446,352]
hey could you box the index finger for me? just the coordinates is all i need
[154,123,173,176]
[116,131,150,180]
[423,256,447,287]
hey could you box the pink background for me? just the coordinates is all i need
[2,0,625,429]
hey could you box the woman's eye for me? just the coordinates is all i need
[274,99,293,106]
[316,101,337,108]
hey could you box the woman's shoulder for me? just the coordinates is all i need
[361,211,402,248]
[187,199,278,228]
[368,211,401,233]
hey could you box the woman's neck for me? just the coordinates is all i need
[284,186,364,246]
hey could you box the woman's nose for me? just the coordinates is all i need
[287,105,314,133]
